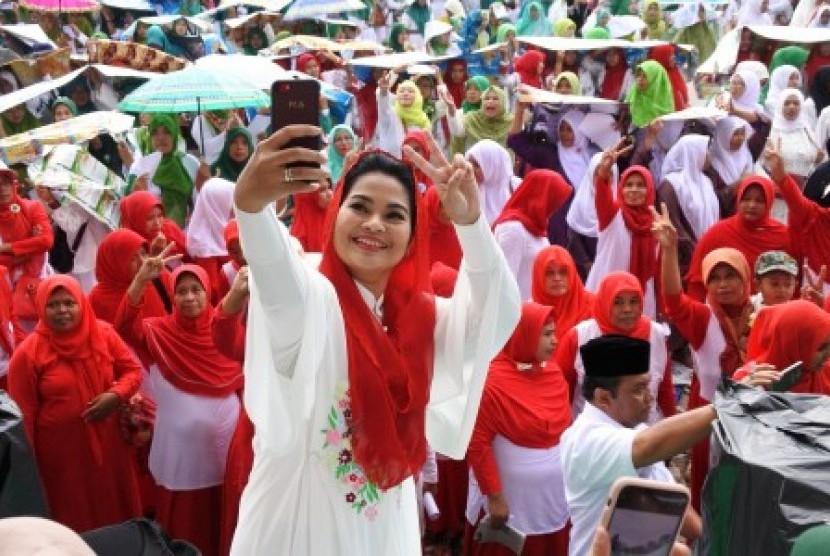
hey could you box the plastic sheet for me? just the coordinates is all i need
[0,391,49,519]
[702,382,830,555]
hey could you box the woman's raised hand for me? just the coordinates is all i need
[595,138,632,180]
[764,138,788,184]
[234,125,328,214]
[136,242,182,284]
[403,133,481,226]
[649,203,677,250]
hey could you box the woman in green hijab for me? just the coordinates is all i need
[551,71,582,95]
[761,46,810,103]
[127,114,205,226]
[210,127,254,182]
[388,23,409,53]
[325,124,357,186]
[516,2,552,37]
[641,0,667,40]
[449,85,513,155]
[626,60,675,128]
[244,28,268,55]
[463,76,491,113]
[594,7,612,31]
[583,26,610,40]
[0,104,40,136]
[52,97,78,122]
[405,0,431,37]
[554,18,576,37]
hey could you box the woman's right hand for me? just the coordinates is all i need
[135,242,181,285]
[596,139,632,181]
[649,203,677,250]
[486,493,510,529]
[740,363,781,388]
[234,125,328,214]
[132,173,150,192]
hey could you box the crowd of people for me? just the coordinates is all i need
[3,0,830,554]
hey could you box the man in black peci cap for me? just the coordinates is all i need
[560,335,716,555]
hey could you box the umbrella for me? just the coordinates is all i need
[118,66,270,113]
[284,0,365,20]
[0,111,136,165]
[195,54,287,90]
[19,0,99,12]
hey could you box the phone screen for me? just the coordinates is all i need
[769,362,804,393]
[606,485,688,556]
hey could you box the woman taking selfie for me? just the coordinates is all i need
[229,125,521,555]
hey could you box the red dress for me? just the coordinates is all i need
[7,276,143,532]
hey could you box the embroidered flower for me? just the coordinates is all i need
[338,449,352,465]
[345,493,356,503]
[325,429,342,446]
[9,203,20,213]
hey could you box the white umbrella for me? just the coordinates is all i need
[195,53,287,90]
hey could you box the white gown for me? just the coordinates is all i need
[231,206,521,555]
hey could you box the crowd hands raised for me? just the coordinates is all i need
[6,0,830,554]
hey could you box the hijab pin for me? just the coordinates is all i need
[9,203,20,213]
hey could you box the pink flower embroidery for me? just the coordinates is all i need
[325,429,342,446]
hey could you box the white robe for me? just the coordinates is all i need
[231,206,521,555]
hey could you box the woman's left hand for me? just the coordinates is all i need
[764,138,788,183]
[404,133,480,226]
[82,392,121,422]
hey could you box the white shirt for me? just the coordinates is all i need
[561,403,674,556]
[494,220,548,301]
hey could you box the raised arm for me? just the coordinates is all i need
[594,142,630,230]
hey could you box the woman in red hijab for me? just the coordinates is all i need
[653,205,754,511]
[465,301,571,555]
[555,271,676,422]
[586,155,660,318]
[531,245,594,337]
[89,229,172,326]
[444,59,469,108]
[492,170,573,300]
[214,219,246,302]
[7,275,143,532]
[737,300,830,394]
[649,44,688,110]
[514,49,546,88]
[119,190,187,258]
[425,187,462,270]
[403,129,435,190]
[599,48,631,101]
[290,181,334,253]
[685,175,792,300]
[0,163,53,322]
[119,261,243,556]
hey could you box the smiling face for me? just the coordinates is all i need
[397,83,417,107]
[174,273,207,318]
[332,171,413,291]
[482,90,502,117]
[53,104,74,122]
[706,263,745,306]
[621,172,648,206]
[44,287,81,333]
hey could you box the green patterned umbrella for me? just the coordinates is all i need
[117,66,270,113]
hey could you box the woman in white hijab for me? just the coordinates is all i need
[769,88,826,189]
[465,139,521,224]
[765,65,802,115]
[737,0,773,26]
[709,116,755,216]
[716,69,772,160]
[656,134,719,275]
[566,152,618,281]
[551,110,593,247]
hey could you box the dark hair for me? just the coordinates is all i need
[583,375,622,402]
[340,153,418,231]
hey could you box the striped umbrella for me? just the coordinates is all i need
[117,66,270,113]
[19,0,99,12]
[284,0,365,20]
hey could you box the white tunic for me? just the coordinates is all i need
[493,220,548,301]
[561,403,675,556]
[231,206,521,555]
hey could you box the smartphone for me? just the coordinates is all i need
[769,361,804,393]
[473,517,526,555]
[270,77,322,169]
[601,478,690,556]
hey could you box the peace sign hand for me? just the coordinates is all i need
[403,133,481,226]
[802,263,827,308]
[649,203,677,250]
[596,138,633,181]
[764,138,787,184]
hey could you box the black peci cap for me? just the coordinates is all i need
[580,335,650,377]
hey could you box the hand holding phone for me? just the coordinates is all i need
[271,77,323,170]
[769,361,804,393]
[473,516,526,555]
[601,478,689,556]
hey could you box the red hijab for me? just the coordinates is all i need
[429,261,458,297]
[482,302,571,447]
[617,166,658,291]
[119,191,187,252]
[514,50,545,88]
[600,48,628,100]
[353,76,379,145]
[531,245,594,335]
[89,229,171,324]
[592,271,651,339]
[224,219,241,270]
[403,130,434,190]
[290,191,328,253]
[296,52,318,75]
[746,300,830,394]
[424,187,462,270]
[444,59,468,107]
[649,44,687,110]
[492,169,572,237]
[30,275,113,462]
[318,149,435,490]
[143,265,243,397]
[805,46,830,86]
[686,176,792,298]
